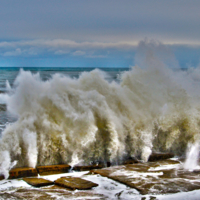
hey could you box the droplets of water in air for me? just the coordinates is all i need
[0,40,200,178]
[184,142,200,171]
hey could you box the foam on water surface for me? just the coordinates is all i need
[111,169,164,179]
[1,165,200,199]
[148,164,180,171]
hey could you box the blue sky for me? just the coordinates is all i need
[0,0,200,68]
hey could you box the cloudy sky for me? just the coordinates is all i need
[0,0,200,68]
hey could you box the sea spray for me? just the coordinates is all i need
[0,40,200,178]
[184,142,200,171]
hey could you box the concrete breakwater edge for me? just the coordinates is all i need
[1,153,200,199]
[0,152,173,180]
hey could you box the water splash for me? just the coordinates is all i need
[184,142,200,171]
[0,40,200,178]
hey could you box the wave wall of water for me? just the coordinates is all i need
[0,40,200,178]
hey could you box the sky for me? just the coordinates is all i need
[0,0,200,68]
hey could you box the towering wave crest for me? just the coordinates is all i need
[0,40,200,178]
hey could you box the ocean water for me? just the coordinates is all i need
[0,65,200,179]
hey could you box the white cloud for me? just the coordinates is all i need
[1,47,38,57]
[86,54,107,58]
[0,39,137,50]
[72,50,86,56]
[54,50,70,55]
[3,48,22,56]
[0,39,137,58]
[1,39,200,55]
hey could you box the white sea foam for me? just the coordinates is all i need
[148,163,180,171]
[0,40,200,178]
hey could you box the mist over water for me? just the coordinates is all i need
[0,40,200,178]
